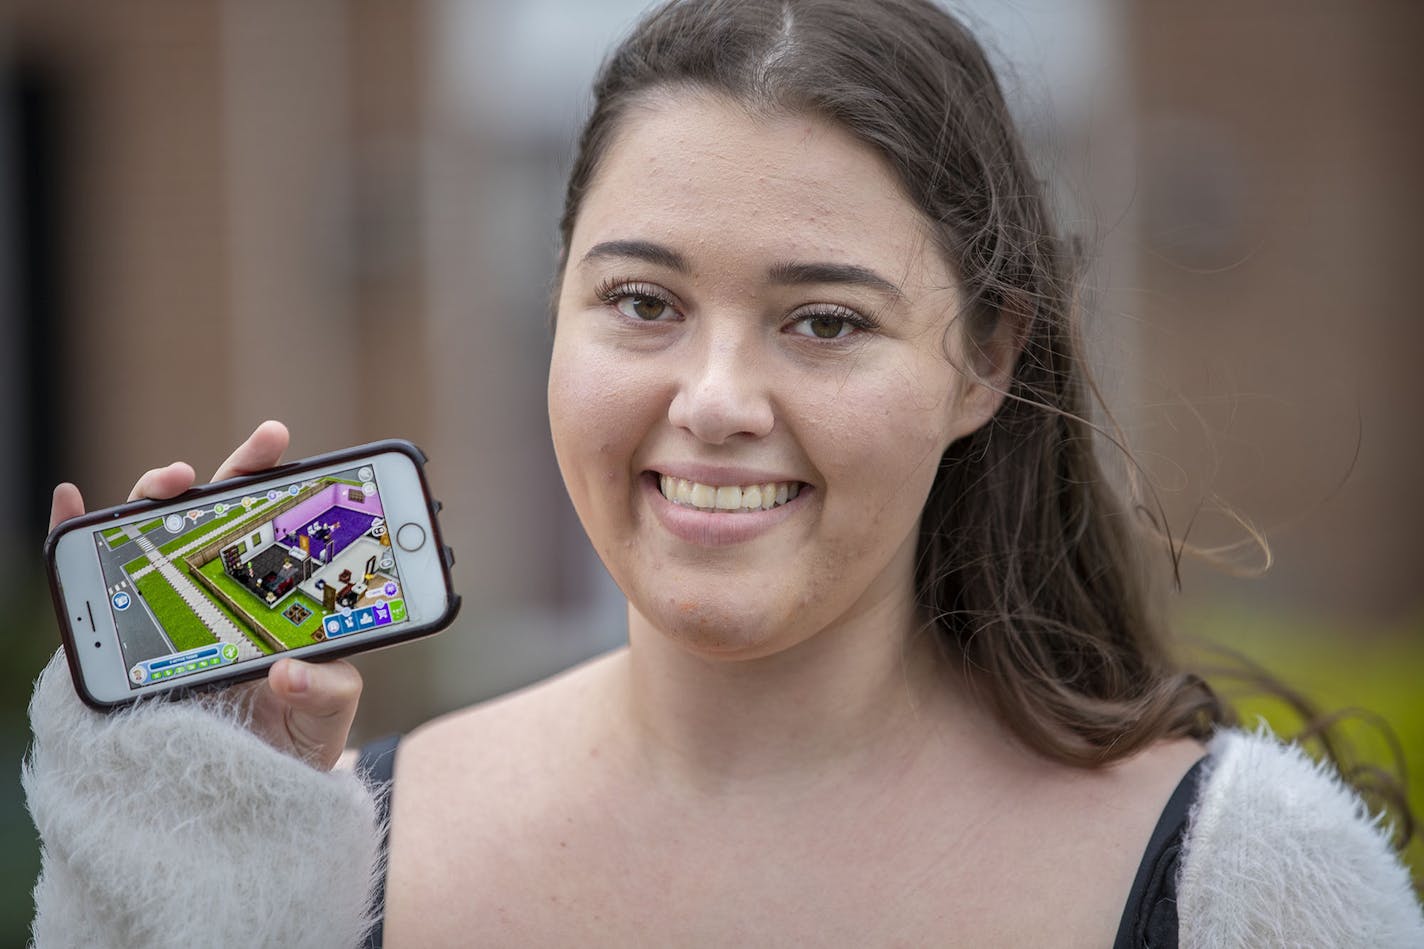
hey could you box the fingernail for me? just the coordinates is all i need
[287,662,309,693]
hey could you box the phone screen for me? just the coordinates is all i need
[91,464,410,689]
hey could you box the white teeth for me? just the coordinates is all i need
[658,475,804,513]
[689,482,716,508]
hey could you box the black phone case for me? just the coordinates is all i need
[43,438,462,711]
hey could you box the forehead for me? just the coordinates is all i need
[571,93,948,288]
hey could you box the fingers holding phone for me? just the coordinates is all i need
[50,420,291,531]
[245,656,364,771]
[43,432,458,763]
[125,461,197,504]
[212,419,289,482]
[49,483,85,533]
[50,458,195,534]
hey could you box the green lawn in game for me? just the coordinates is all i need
[204,579,275,656]
[123,554,150,574]
[197,558,325,650]
[132,572,220,654]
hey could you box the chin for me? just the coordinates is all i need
[634,594,804,660]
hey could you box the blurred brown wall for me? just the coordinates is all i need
[1125,2,1424,618]
[8,0,234,477]
[5,0,433,487]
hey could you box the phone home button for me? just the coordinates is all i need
[396,523,426,552]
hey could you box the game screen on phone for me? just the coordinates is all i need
[91,465,409,689]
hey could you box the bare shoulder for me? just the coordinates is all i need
[1079,734,1207,804]
[393,645,622,792]
[953,734,1206,944]
[382,648,624,944]
[1024,735,1207,854]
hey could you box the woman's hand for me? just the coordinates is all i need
[48,420,363,771]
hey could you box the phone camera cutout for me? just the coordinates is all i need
[94,641,101,648]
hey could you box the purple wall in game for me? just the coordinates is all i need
[272,481,385,536]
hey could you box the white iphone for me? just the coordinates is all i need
[44,439,460,710]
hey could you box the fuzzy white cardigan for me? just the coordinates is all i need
[22,651,1424,948]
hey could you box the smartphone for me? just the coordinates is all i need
[44,439,460,710]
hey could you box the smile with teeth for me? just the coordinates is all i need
[658,474,803,512]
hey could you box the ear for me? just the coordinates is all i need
[958,293,1029,429]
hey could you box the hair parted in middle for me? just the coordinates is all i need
[555,0,1224,766]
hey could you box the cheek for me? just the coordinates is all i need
[548,337,660,502]
[805,355,958,543]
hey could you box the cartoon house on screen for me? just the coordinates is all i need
[218,480,394,615]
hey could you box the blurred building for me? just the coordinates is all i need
[1,0,1419,747]
[2,0,1422,940]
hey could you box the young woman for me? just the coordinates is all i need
[30,1,1423,946]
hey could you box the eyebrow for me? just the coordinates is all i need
[767,260,904,300]
[580,239,690,272]
[580,238,904,300]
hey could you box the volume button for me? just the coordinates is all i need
[442,545,456,569]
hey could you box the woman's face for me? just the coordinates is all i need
[549,93,997,658]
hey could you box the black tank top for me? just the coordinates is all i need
[357,737,1205,949]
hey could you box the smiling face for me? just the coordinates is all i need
[549,92,1000,659]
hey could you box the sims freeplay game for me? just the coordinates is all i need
[94,465,408,689]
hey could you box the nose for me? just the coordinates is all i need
[667,334,775,444]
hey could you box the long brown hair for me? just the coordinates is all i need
[553,0,1412,850]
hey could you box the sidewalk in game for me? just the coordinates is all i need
[123,524,263,660]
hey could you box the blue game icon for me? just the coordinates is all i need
[112,591,131,611]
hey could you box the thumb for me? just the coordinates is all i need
[268,657,363,769]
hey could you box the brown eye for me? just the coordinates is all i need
[789,306,870,340]
[797,316,849,339]
[616,294,669,321]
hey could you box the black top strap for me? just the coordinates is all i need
[357,734,402,949]
[1112,756,1208,949]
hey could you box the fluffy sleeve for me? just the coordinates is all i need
[1178,726,1424,949]
[22,650,383,949]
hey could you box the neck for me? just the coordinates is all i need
[610,587,968,796]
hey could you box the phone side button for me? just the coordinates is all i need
[431,500,443,514]
[442,545,456,569]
